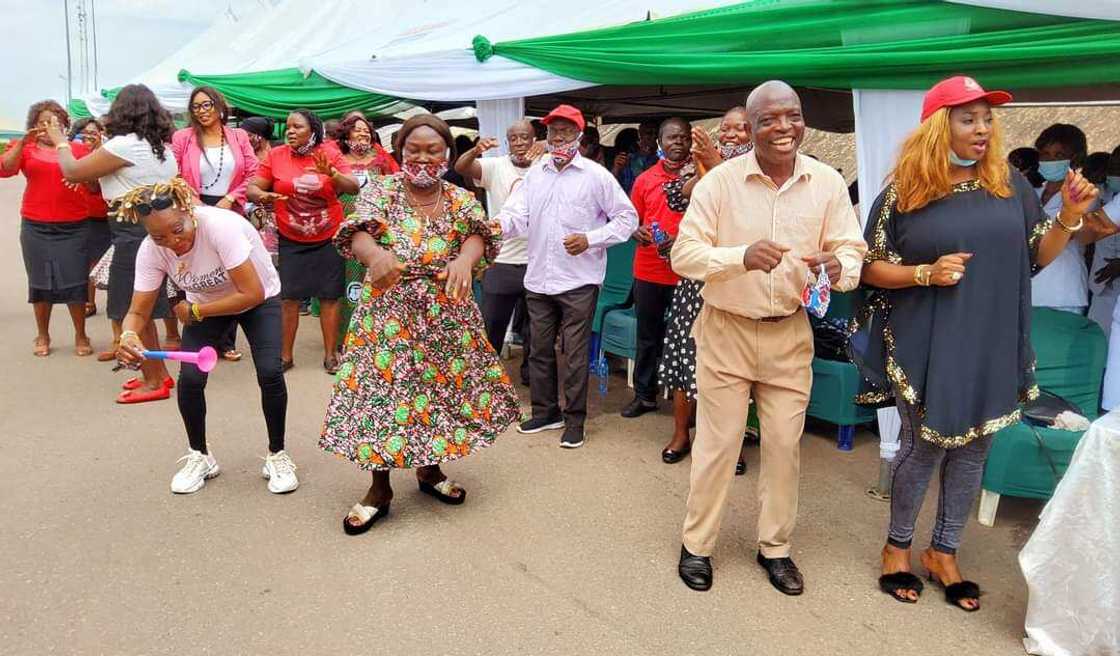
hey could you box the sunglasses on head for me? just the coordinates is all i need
[134,194,175,217]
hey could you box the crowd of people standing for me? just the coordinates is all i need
[4,74,1113,614]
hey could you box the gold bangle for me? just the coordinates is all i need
[191,303,203,322]
[913,264,929,287]
[120,330,139,340]
[1055,215,1084,233]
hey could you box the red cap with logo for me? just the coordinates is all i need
[921,76,1013,122]
[541,104,586,132]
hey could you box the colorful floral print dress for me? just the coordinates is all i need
[319,174,520,470]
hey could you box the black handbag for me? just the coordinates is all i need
[1021,389,1081,427]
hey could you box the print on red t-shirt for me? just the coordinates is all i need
[256,144,352,243]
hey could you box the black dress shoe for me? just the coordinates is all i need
[756,553,804,595]
[678,545,712,591]
[621,397,658,418]
[662,446,691,464]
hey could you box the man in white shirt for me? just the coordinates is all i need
[495,105,638,449]
[454,119,537,384]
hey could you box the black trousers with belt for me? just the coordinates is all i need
[526,284,599,429]
[633,278,677,402]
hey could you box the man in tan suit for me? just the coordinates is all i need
[672,81,867,594]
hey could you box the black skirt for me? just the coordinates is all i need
[21,218,89,305]
[86,218,112,264]
[107,220,171,322]
[278,235,345,300]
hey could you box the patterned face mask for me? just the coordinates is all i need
[801,265,831,318]
[547,136,581,166]
[348,140,372,156]
[402,160,448,188]
[292,140,316,157]
[719,142,753,160]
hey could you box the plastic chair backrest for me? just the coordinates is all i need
[593,239,637,333]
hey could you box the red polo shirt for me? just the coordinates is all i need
[630,161,683,285]
[0,141,92,222]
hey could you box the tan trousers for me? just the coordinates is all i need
[681,305,813,559]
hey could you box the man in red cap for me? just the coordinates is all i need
[494,104,638,449]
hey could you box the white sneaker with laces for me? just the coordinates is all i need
[171,449,219,494]
[261,451,299,494]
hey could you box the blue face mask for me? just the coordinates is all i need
[1039,159,1071,183]
[949,151,977,168]
[1107,176,1120,194]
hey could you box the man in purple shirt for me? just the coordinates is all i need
[495,105,638,448]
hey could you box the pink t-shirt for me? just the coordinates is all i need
[135,205,281,304]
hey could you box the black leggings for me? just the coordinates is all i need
[178,297,287,454]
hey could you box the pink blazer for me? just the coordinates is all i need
[172,125,258,212]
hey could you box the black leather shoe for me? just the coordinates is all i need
[757,553,804,595]
[621,397,658,418]
[662,446,691,464]
[678,545,712,591]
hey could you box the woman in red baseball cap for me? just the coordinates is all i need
[851,76,1107,611]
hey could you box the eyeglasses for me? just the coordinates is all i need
[133,194,175,217]
[190,100,216,114]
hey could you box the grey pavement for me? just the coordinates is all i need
[0,177,1038,655]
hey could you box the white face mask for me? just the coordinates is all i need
[949,151,977,168]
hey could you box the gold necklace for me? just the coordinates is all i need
[405,182,445,222]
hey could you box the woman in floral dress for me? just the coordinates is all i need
[320,115,520,535]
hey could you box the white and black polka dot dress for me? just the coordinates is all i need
[659,278,704,400]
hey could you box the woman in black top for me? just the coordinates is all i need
[854,77,1102,611]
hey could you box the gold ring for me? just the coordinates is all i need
[951,272,962,281]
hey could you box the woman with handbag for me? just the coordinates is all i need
[853,77,1104,611]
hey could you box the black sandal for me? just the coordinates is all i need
[342,502,390,536]
[879,572,924,604]
[736,456,746,476]
[418,479,466,505]
[928,575,981,612]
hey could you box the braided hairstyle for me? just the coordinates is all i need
[113,177,195,223]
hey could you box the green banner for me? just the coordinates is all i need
[477,0,1120,90]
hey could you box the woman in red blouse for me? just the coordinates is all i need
[71,118,111,319]
[1,101,93,357]
[247,110,359,373]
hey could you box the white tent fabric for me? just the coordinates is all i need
[949,1,1120,21]
[311,0,743,102]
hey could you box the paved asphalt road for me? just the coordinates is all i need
[0,177,1043,655]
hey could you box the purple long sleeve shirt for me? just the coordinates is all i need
[495,154,638,296]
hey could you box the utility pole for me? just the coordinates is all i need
[90,0,98,90]
[63,0,73,104]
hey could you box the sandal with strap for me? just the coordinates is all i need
[85,302,97,318]
[879,572,924,604]
[927,575,981,612]
[342,502,390,536]
[222,350,243,362]
[75,339,93,357]
[116,385,172,404]
[98,339,119,362]
[33,337,51,357]
[418,479,466,505]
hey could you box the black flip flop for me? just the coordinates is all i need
[342,502,390,536]
[418,479,466,505]
[879,572,924,603]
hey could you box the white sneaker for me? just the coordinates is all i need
[261,451,299,494]
[171,449,219,494]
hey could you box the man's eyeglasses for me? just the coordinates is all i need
[133,194,175,217]
[190,100,216,114]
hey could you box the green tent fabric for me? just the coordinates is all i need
[477,0,1120,90]
[179,68,407,120]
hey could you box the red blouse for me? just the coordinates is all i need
[0,141,92,222]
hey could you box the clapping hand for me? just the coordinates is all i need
[42,115,67,148]
[1060,168,1099,218]
[306,150,335,177]
[691,127,721,170]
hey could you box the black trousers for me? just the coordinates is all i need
[178,297,287,454]
[481,263,531,383]
[526,285,599,429]
[200,194,240,353]
[633,279,676,401]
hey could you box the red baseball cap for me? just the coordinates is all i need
[541,104,586,132]
[921,76,1012,121]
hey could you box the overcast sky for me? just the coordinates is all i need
[0,0,271,128]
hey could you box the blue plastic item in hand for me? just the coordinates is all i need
[650,221,669,246]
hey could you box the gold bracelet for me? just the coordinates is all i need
[120,330,139,340]
[55,142,71,151]
[191,303,203,322]
[1055,214,1084,233]
[913,264,929,287]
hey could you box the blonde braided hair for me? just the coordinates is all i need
[112,177,195,223]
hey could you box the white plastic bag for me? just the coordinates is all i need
[1020,412,1120,655]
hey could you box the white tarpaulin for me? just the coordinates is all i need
[311,0,742,102]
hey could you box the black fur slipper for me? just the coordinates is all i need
[878,572,924,603]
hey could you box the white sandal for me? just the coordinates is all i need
[342,501,390,535]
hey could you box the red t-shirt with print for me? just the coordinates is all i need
[257,144,352,243]
[630,161,683,285]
